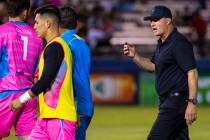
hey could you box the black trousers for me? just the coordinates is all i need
[147,93,190,140]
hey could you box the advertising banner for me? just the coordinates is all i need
[140,71,210,106]
[139,72,158,106]
[91,73,137,104]
[198,72,210,105]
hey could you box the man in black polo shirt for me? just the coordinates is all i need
[123,5,198,140]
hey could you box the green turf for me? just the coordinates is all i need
[3,106,210,140]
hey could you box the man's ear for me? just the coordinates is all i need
[22,9,28,20]
[166,18,172,25]
[45,19,51,29]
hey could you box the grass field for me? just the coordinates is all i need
[3,106,210,140]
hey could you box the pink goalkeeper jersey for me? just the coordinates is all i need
[0,21,43,93]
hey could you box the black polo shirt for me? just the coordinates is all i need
[151,28,196,96]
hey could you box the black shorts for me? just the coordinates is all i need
[147,92,189,140]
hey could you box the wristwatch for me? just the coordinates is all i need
[187,98,198,105]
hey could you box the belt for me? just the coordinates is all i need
[160,92,188,100]
[168,92,181,97]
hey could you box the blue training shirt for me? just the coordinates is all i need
[61,29,94,117]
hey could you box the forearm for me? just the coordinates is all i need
[18,74,56,104]
[133,54,155,72]
[188,68,198,99]
[31,74,55,95]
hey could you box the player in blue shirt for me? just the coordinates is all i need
[59,6,94,140]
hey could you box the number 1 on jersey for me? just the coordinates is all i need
[21,36,28,61]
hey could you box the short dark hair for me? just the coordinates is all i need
[6,0,30,17]
[34,4,61,24]
[60,6,77,29]
[0,0,6,3]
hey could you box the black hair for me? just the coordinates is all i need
[6,0,30,17]
[60,6,77,29]
[0,0,6,3]
[34,4,61,24]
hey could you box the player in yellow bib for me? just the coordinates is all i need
[10,5,77,140]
